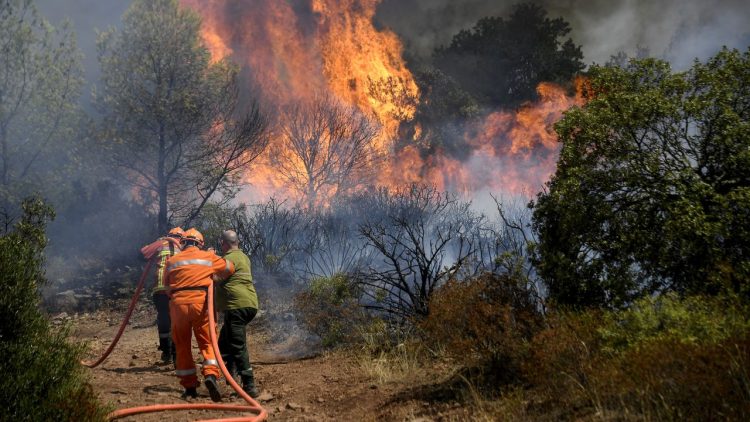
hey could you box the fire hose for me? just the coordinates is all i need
[80,258,154,369]
[81,259,268,422]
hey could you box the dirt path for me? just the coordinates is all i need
[71,307,465,421]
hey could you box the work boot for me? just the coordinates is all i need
[241,372,259,399]
[204,375,222,402]
[180,386,198,400]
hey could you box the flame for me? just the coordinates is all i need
[182,0,419,202]
[384,79,585,196]
[473,79,585,192]
[313,0,418,141]
[181,0,585,203]
[183,0,415,130]
[183,0,326,104]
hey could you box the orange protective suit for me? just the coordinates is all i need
[165,246,235,388]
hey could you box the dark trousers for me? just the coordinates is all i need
[218,307,257,377]
[152,293,172,347]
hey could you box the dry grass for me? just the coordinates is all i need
[357,342,423,384]
[460,378,529,422]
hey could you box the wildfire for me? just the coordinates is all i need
[456,79,586,194]
[313,0,418,141]
[380,80,585,195]
[180,0,585,203]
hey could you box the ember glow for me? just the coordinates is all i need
[180,0,584,202]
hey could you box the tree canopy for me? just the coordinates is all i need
[0,0,84,230]
[97,0,269,233]
[532,48,750,308]
[434,3,584,109]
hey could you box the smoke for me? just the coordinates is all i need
[34,0,750,92]
[376,0,750,68]
[27,0,750,238]
[370,0,749,199]
[35,0,128,84]
[558,0,750,69]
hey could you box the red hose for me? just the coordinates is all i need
[81,258,154,368]
[83,261,267,421]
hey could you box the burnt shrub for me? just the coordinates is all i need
[590,335,750,420]
[420,272,544,386]
[522,309,605,416]
[0,198,109,421]
[294,273,369,348]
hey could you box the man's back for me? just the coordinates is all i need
[166,246,233,305]
[216,249,258,312]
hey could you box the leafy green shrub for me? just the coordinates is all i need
[421,273,544,386]
[590,293,750,419]
[0,198,109,421]
[533,49,750,307]
[599,293,750,353]
[294,273,369,348]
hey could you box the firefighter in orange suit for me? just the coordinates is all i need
[165,228,235,401]
[140,227,184,364]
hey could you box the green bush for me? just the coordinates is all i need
[294,273,369,348]
[0,198,109,421]
[533,49,750,307]
[599,293,750,353]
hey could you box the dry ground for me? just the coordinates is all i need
[68,303,474,422]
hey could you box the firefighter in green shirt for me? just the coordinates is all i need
[215,229,260,398]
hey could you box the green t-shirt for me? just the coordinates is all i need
[215,249,258,312]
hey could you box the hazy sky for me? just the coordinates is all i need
[36,0,750,84]
[36,0,127,82]
[376,0,750,69]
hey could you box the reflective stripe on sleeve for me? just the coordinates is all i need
[203,359,218,367]
[167,259,213,272]
[175,368,197,376]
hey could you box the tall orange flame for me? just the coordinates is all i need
[378,79,585,196]
[180,0,584,203]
